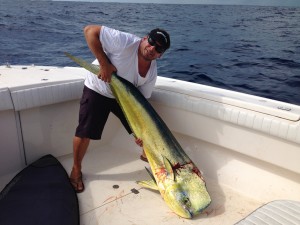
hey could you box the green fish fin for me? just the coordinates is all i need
[136,180,159,191]
[136,167,158,190]
[162,156,175,181]
[145,167,157,184]
[64,52,100,75]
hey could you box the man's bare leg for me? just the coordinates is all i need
[70,136,90,192]
[134,137,148,162]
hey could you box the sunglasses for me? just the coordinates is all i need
[148,36,165,54]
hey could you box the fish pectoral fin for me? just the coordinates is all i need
[145,167,157,184]
[136,180,159,191]
[136,167,158,190]
[162,155,175,181]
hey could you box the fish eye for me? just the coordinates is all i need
[175,191,191,207]
[182,196,191,207]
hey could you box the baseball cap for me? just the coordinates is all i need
[148,28,170,52]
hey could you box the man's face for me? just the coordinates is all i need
[139,36,164,61]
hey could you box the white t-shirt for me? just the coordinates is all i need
[84,26,157,99]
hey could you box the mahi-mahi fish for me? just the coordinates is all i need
[65,52,211,218]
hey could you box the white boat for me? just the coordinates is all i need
[1,64,300,224]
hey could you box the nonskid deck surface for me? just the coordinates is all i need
[58,144,263,225]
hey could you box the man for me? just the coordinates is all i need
[70,25,170,193]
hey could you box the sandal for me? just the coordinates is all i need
[70,172,85,193]
[140,154,149,163]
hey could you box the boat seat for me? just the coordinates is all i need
[235,200,300,225]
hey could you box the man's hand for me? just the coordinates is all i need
[98,63,117,83]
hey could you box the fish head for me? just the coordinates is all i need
[163,174,211,218]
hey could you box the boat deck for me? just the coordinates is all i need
[55,141,263,225]
[2,65,299,224]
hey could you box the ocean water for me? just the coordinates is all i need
[1,1,300,105]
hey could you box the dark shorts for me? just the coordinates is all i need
[75,86,132,140]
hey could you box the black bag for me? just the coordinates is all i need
[0,154,79,225]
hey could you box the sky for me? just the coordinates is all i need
[54,0,300,7]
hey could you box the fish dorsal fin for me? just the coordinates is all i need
[162,156,175,181]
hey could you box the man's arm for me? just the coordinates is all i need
[84,25,116,82]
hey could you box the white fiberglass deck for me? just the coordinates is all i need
[58,131,263,225]
[1,65,300,224]
[0,135,263,225]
